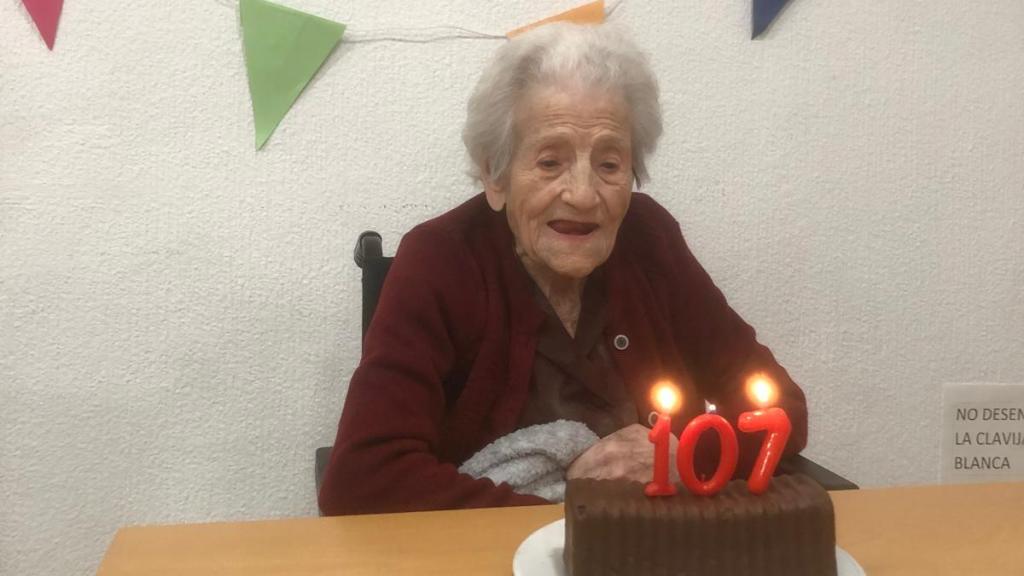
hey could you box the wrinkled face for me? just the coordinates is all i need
[484,84,634,281]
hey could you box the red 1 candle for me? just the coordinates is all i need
[738,375,792,494]
[645,382,680,497]
[677,412,739,496]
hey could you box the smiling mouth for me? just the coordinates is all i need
[548,220,599,236]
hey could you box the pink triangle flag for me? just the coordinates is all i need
[22,0,64,50]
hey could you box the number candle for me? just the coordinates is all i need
[737,375,792,495]
[645,382,680,497]
[677,411,739,496]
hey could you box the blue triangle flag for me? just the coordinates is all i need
[753,0,791,39]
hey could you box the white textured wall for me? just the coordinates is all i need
[1,1,1022,574]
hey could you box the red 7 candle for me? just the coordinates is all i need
[737,375,792,494]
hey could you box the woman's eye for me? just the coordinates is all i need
[600,161,620,172]
[538,159,560,170]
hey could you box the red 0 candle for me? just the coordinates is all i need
[645,383,680,497]
[738,375,792,494]
[677,413,739,496]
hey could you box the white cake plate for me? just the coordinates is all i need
[513,519,865,576]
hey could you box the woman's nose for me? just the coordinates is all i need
[560,163,600,209]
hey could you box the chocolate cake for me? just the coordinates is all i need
[564,473,837,576]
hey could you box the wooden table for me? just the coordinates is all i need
[97,482,1024,575]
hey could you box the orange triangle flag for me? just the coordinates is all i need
[507,0,605,38]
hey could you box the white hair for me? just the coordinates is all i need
[463,23,663,185]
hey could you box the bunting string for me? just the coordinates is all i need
[214,0,626,45]
[344,27,505,45]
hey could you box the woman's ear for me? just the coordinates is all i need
[482,166,507,211]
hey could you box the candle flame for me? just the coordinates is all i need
[650,382,682,414]
[747,374,778,408]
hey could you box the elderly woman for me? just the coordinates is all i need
[319,23,807,515]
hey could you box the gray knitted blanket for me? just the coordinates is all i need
[458,420,599,502]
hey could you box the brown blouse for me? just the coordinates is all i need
[517,269,640,438]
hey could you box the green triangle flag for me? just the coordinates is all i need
[240,0,346,149]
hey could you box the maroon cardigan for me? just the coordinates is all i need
[319,193,808,515]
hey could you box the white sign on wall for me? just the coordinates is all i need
[941,383,1024,483]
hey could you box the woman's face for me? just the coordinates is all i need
[484,84,634,282]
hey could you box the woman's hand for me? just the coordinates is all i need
[567,423,679,483]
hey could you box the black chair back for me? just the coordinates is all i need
[354,231,394,342]
[317,232,392,499]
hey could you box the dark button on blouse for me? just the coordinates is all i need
[517,268,640,438]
